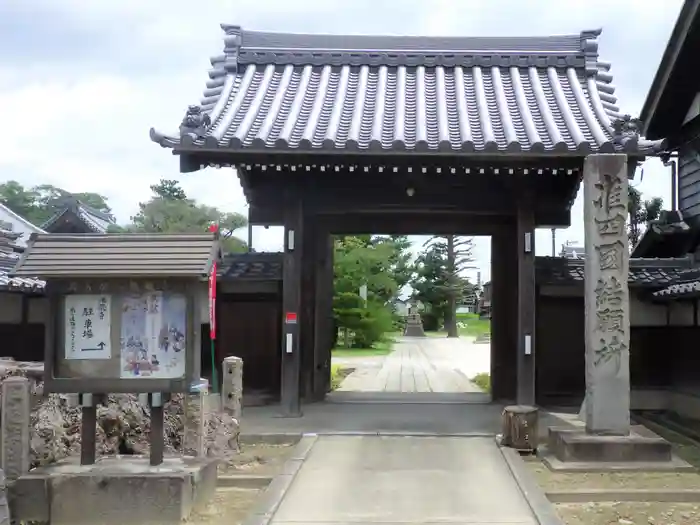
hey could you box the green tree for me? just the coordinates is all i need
[122,179,248,252]
[372,235,414,294]
[0,181,112,226]
[628,186,663,249]
[150,179,187,201]
[333,236,399,348]
[411,235,476,337]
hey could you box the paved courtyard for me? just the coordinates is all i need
[333,336,490,393]
[270,435,537,525]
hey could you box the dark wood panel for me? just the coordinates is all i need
[535,295,585,404]
[0,323,45,362]
[217,295,282,396]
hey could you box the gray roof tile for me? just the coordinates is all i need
[12,233,220,278]
[151,27,665,156]
[536,256,696,287]
[219,252,282,280]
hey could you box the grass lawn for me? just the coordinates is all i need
[424,313,491,339]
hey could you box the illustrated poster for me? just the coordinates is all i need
[119,292,187,379]
[64,294,112,360]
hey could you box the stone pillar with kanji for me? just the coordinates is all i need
[582,154,630,435]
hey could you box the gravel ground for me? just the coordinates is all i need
[556,501,700,525]
[188,442,297,524]
[525,456,700,491]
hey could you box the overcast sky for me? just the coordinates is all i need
[0,0,684,282]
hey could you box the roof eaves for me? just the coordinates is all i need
[641,0,700,137]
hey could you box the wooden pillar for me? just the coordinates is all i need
[313,230,334,400]
[300,216,317,401]
[516,192,536,405]
[490,228,517,402]
[281,195,303,417]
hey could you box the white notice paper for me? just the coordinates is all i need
[64,294,112,360]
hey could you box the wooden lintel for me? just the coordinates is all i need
[180,150,588,172]
[320,213,514,236]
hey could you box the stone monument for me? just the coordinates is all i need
[403,303,426,337]
[547,154,677,470]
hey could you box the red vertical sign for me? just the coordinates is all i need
[208,223,219,340]
[209,261,217,339]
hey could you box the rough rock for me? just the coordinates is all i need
[0,361,239,468]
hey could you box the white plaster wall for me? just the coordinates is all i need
[630,300,668,326]
[540,286,699,327]
[28,296,49,324]
[0,293,22,323]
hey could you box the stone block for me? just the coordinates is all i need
[582,154,631,435]
[0,377,30,482]
[222,356,243,419]
[0,470,10,525]
[548,427,672,463]
[10,456,218,525]
[184,381,209,457]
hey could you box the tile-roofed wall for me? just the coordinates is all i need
[0,229,44,292]
[536,256,697,288]
[219,252,282,280]
[151,27,665,160]
[13,233,220,278]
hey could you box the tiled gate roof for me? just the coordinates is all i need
[151,27,664,156]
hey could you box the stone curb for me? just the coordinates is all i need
[239,433,303,445]
[500,446,564,525]
[240,434,318,525]
[314,431,496,437]
[217,475,274,489]
[546,488,700,503]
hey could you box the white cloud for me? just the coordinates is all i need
[0,0,684,271]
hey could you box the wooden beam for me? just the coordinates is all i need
[319,213,512,236]
[516,189,536,405]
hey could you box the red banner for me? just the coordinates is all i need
[209,260,217,339]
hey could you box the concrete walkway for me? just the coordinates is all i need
[335,336,489,393]
[270,435,537,525]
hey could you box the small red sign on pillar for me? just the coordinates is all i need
[285,312,297,325]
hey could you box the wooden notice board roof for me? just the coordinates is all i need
[12,233,221,278]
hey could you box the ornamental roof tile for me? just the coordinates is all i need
[151,27,665,159]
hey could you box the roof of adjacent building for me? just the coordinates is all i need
[0,203,46,248]
[219,252,282,280]
[150,26,664,160]
[640,0,700,139]
[536,256,697,288]
[631,210,699,258]
[652,268,700,299]
[41,198,116,234]
[12,233,221,279]
[559,244,585,259]
[0,229,44,292]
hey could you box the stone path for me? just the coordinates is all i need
[270,435,537,525]
[334,336,489,393]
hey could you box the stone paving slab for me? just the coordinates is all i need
[269,435,537,524]
[335,336,488,393]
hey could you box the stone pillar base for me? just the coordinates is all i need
[542,427,692,472]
